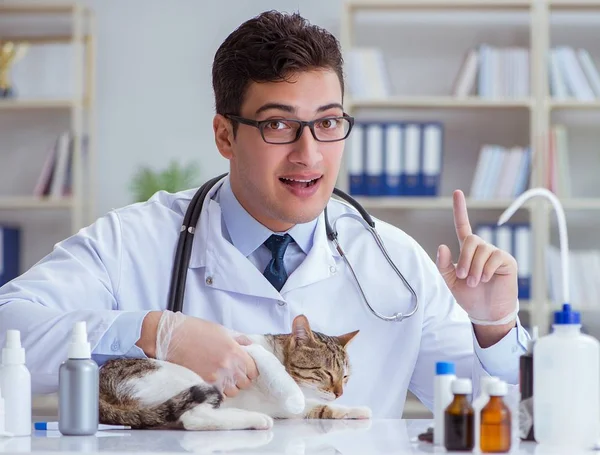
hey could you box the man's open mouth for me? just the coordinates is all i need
[279,176,322,188]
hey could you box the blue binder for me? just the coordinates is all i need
[0,225,20,287]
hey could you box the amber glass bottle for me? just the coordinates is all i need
[480,380,511,453]
[444,378,474,451]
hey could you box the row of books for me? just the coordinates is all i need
[0,226,19,287]
[546,125,571,198]
[33,131,75,198]
[453,45,529,99]
[469,145,532,200]
[348,121,443,196]
[475,223,531,300]
[546,245,600,310]
[550,46,600,101]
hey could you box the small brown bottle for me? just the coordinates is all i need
[480,380,511,453]
[444,378,474,451]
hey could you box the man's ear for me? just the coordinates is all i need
[291,314,314,346]
[337,330,359,348]
[213,114,234,160]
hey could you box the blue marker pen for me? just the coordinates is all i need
[35,422,130,431]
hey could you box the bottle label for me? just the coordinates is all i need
[519,396,535,440]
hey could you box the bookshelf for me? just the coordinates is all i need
[0,2,95,274]
[339,0,600,341]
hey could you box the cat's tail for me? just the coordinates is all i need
[99,384,223,429]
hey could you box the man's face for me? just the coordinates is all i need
[214,69,345,232]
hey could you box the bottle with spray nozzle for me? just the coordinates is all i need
[499,188,600,449]
[58,321,99,436]
[0,330,31,436]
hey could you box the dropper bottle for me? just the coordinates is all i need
[58,321,99,436]
[0,330,31,436]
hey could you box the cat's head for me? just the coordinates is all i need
[280,315,359,402]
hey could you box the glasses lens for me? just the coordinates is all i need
[313,117,351,142]
[261,120,302,144]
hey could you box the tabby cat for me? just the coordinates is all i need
[98,315,371,430]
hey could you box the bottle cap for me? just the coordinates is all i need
[436,361,455,375]
[452,378,472,395]
[480,376,499,393]
[68,321,91,359]
[2,330,25,365]
[487,380,508,396]
[554,303,581,325]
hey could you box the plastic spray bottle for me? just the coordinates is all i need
[58,321,99,436]
[498,188,600,449]
[0,330,31,436]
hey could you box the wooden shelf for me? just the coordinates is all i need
[550,100,600,110]
[0,99,77,110]
[347,0,532,10]
[549,0,600,10]
[0,197,73,210]
[561,198,600,210]
[352,197,527,210]
[348,96,533,109]
[0,3,75,14]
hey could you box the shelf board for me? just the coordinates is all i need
[348,96,533,109]
[0,99,77,110]
[550,100,600,110]
[352,197,525,210]
[347,0,532,10]
[549,0,600,10]
[0,3,75,14]
[0,197,73,210]
[561,198,600,210]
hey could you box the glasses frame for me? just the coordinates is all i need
[224,113,355,144]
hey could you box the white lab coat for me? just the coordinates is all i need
[0,177,527,418]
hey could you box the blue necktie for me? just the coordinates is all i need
[263,234,293,292]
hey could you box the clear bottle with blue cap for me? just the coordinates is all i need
[533,303,600,448]
[433,361,456,445]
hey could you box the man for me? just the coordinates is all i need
[0,10,527,418]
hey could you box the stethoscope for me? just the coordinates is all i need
[167,173,419,322]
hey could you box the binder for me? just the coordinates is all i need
[403,123,421,196]
[349,122,366,195]
[365,123,384,196]
[0,226,20,287]
[420,122,443,196]
[384,123,403,196]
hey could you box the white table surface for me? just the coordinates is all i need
[0,418,596,454]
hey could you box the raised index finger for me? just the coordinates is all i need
[453,189,472,247]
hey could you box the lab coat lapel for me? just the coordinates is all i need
[280,212,338,294]
[191,198,283,301]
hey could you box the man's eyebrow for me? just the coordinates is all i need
[254,102,344,116]
[316,103,344,113]
[255,103,295,115]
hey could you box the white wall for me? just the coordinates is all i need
[83,0,344,217]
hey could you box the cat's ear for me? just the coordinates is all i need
[337,330,359,348]
[291,315,314,346]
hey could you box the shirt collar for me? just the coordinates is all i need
[219,176,317,257]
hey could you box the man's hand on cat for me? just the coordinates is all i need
[151,311,258,397]
[436,190,518,348]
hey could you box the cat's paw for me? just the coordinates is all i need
[344,406,372,420]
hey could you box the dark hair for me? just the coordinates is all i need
[212,10,345,117]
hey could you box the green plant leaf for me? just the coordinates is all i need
[130,160,201,202]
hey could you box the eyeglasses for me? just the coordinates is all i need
[224,113,354,144]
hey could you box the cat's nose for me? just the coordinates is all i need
[333,387,343,398]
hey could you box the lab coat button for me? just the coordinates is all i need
[329,266,337,274]
[206,276,213,285]
[277,301,286,307]
[111,340,120,352]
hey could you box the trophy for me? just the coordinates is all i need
[0,41,28,98]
